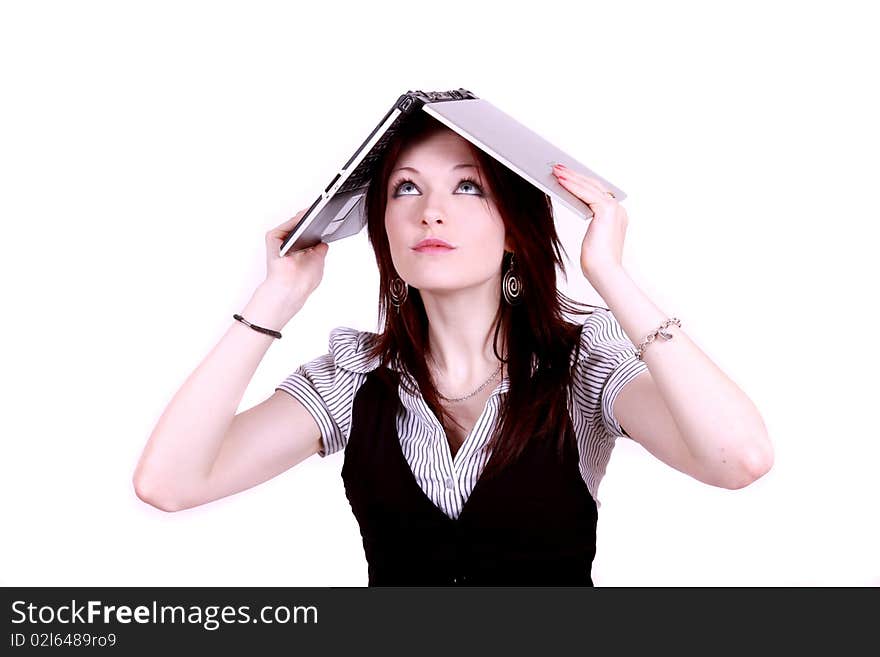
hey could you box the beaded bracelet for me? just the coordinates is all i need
[635,317,681,360]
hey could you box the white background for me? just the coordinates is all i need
[1,1,877,587]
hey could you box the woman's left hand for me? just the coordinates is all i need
[552,164,628,283]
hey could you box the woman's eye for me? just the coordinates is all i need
[393,179,482,196]
[457,180,481,194]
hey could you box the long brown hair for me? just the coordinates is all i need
[361,110,605,481]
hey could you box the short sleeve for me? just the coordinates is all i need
[274,326,379,457]
[571,308,649,440]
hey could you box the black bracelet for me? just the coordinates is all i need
[233,314,282,339]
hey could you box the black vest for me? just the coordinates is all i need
[341,368,598,586]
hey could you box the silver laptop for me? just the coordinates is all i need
[279,88,627,256]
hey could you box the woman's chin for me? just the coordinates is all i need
[406,278,466,294]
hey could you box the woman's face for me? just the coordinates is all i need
[384,130,512,293]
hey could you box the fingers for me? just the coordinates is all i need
[554,172,614,203]
[552,164,611,192]
[269,208,309,234]
[265,208,309,251]
[552,165,617,204]
[304,241,328,255]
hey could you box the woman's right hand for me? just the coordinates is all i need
[261,208,330,307]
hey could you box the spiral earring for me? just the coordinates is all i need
[502,252,523,306]
[389,276,408,312]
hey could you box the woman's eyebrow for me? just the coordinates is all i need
[391,163,478,174]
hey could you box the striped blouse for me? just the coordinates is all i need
[275,307,648,519]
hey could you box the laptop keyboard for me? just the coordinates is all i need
[337,115,408,193]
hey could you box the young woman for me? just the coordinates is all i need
[134,111,773,585]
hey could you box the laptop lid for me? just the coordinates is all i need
[279,88,626,256]
[422,98,626,220]
[279,89,472,257]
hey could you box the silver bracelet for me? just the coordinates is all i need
[635,317,681,360]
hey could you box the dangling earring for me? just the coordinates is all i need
[389,276,408,312]
[502,252,523,306]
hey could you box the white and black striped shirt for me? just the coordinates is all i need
[276,307,648,520]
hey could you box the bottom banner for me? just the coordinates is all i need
[1,586,874,652]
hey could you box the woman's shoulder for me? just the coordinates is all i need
[327,326,384,374]
[568,306,628,364]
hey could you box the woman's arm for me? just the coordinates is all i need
[591,266,773,489]
[551,163,772,488]
[133,282,307,509]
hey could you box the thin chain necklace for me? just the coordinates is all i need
[437,362,504,403]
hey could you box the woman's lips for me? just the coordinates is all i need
[413,246,456,254]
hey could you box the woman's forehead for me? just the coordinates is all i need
[394,131,478,170]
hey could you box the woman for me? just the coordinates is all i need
[133,111,773,586]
